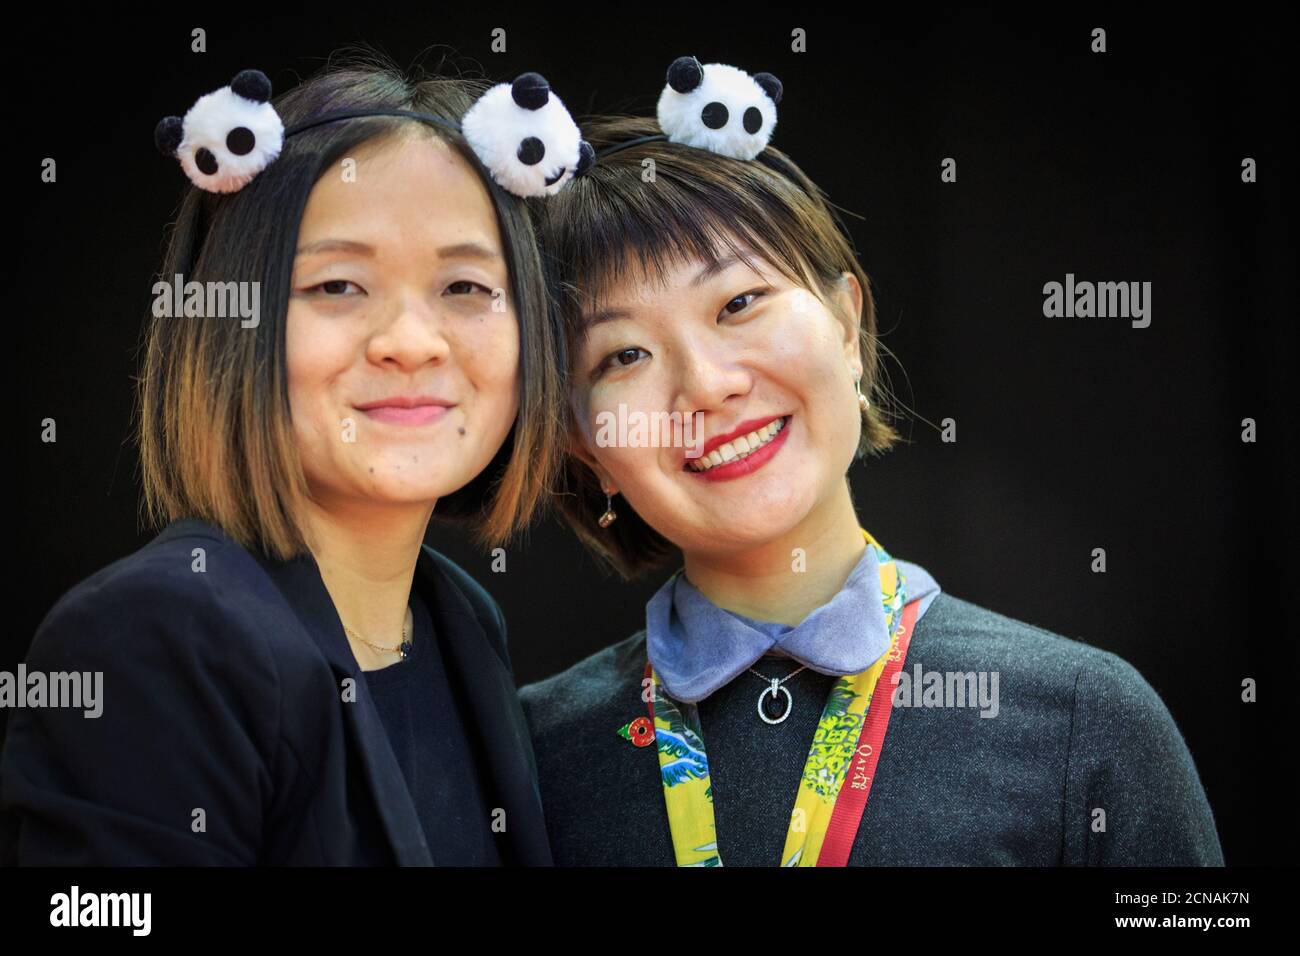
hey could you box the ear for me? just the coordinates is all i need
[752,71,783,105]
[230,69,272,103]
[667,55,704,94]
[512,72,551,110]
[154,116,183,156]
[574,140,595,177]
[833,271,865,376]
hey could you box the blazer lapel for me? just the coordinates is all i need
[417,548,553,866]
[256,552,434,866]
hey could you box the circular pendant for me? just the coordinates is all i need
[399,641,413,662]
[757,683,793,724]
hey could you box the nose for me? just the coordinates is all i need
[365,293,452,371]
[671,335,752,418]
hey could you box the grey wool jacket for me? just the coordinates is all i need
[518,592,1225,866]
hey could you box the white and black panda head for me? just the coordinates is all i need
[656,56,782,161]
[155,69,284,194]
[460,72,594,198]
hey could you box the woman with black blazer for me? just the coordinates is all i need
[0,53,578,865]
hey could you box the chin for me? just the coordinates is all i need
[360,464,464,505]
[673,506,800,550]
[361,485,444,507]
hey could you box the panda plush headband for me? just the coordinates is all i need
[594,55,783,164]
[154,69,595,199]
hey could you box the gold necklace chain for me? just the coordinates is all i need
[342,608,412,661]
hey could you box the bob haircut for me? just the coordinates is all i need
[138,51,564,560]
[535,115,902,579]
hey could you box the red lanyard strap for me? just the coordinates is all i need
[817,597,920,866]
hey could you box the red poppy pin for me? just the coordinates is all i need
[616,716,656,748]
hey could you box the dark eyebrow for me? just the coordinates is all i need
[295,240,501,260]
[296,238,374,257]
[436,241,502,262]
[580,253,757,333]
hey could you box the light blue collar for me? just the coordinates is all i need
[646,543,939,703]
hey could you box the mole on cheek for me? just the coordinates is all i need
[458,426,466,435]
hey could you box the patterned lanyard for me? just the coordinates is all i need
[625,531,918,866]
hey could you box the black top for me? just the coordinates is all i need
[0,518,551,866]
[363,590,502,865]
[520,592,1224,866]
[697,661,843,866]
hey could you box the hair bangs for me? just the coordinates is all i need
[550,162,812,344]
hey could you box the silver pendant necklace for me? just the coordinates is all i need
[748,660,808,724]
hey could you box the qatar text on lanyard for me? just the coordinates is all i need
[642,528,919,867]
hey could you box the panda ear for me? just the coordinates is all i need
[154,116,183,156]
[230,69,273,104]
[752,72,783,105]
[511,72,551,111]
[667,56,704,94]
[574,140,595,178]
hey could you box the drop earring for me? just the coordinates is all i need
[598,487,618,528]
[856,376,871,412]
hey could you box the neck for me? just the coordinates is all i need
[681,481,866,627]
[302,494,435,655]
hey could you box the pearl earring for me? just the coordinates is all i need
[856,376,871,412]
[598,487,618,528]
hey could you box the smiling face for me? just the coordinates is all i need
[286,130,520,511]
[571,241,866,558]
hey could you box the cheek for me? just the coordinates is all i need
[570,391,626,487]
[285,309,354,438]
[765,313,850,398]
[457,313,521,409]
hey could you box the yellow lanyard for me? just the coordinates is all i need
[644,529,910,866]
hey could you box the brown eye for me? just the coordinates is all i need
[596,346,648,377]
[721,290,763,318]
[312,279,361,296]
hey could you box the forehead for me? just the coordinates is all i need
[299,130,499,242]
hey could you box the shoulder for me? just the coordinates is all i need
[912,590,1134,698]
[28,519,281,684]
[917,592,1201,787]
[38,519,265,627]
[421,546,505,633]
[5,522,291,864]
[518,630,648,738]
[420,545,509,666]
[1064,635,1196,764]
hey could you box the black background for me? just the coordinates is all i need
[9,7,1296,867]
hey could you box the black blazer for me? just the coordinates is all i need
[0,518,552,866]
